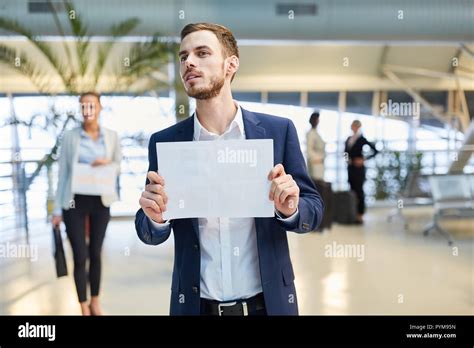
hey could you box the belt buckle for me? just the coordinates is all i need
[217,301,249,316]
[242,301,249,316]
[218,301,237,316]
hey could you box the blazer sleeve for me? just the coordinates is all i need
[276,120,324,233]
[363,136,378,160]
[135,133,172,245]
[344,137,350,154]
[111,131,122,199]
[112,130,122,172]
[53,131,70,216]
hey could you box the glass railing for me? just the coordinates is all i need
[1,142,473,243]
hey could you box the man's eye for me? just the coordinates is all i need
[198,51,209,57]
[180,56,187,62]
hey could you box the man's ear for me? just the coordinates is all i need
[226,55,239,77]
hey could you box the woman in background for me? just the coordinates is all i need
[307,111,332,231]
[52,92,121,315]
[306,111,325,181]
[344,120,378,224]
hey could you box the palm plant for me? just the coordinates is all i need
[0,1,174,94]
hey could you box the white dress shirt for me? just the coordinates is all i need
[149,102,298,301]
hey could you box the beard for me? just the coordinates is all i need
[185,63,226,100]
[186,74,225,100]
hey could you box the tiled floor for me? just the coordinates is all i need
[1,207,472,315]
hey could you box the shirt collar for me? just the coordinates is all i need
[80,127,103,139]
[193,101,244,140]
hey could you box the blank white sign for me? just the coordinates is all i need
[71,163,117,196]
[156,139,274,219]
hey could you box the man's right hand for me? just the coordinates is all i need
[139,171,168,224]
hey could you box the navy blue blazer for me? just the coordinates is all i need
[135,108,323,315]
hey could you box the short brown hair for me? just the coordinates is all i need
[181,23,239,81]
[79,91,101,103]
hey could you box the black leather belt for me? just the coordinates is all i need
[200,293,265,316]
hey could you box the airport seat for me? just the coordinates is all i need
[423,174,474,245]
[387,171,432,229]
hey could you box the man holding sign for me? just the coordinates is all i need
[135,23,323,315]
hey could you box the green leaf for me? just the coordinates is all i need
[0,44,51,92]
[93,17,140,88]
[63,1,90,80]
[0,17,70,90]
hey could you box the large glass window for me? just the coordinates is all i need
[346,92,373,115]
[307,92,339,110]
[233,91,261,103]
[267,92,301,106]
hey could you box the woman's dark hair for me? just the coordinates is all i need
[309,111,320,127]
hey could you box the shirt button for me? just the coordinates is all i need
[193,244,199,250]
[192,286,199,294]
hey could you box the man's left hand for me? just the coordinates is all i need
[268,164,300,218]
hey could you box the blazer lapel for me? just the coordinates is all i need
[241,108,270,249]
[242,107,266,140]
[174,116,195,142]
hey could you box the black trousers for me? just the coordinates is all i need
[348,165,366,215]
[63,194,110,303]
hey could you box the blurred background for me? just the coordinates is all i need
[0,0,473,315]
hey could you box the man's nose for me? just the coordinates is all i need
[184,55,196,69]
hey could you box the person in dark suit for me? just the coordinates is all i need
[344,120,378,224]
[135,23,323,316]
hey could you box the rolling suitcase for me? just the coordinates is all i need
[333,191,358,224]
[313,179,334,231]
